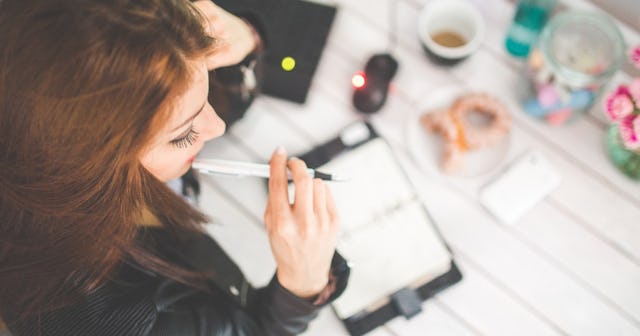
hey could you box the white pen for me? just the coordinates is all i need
[192,158,349,182]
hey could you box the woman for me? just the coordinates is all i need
[0,0,348,335]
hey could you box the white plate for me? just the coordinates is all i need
[406,86,511,178]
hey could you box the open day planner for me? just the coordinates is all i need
[296,122,461,335]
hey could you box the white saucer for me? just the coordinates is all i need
[405,86,511,178]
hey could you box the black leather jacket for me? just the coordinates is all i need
[6,228,350,336]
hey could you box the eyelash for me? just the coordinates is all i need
[170,128,199,149]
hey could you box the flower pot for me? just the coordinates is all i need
[606,125,640,180]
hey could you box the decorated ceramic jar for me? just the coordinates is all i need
[523,11,625,125]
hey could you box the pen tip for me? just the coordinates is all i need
[314,170,349,182]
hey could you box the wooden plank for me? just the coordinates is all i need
[226,98,316,159]
[255,94,360,147]
[379,94,640,325]
[435,257,563,336]
[392,147,640,335]
[362,327,397,336]
[516,202,640,323]
[325,1,640,263]
[324,3,453,103]
[449,49,640,261]
[300,308,352,336]
[385,300,480,336]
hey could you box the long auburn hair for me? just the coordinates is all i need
[0,0,215,322]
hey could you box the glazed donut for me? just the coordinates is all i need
[420,109,457,141]
[420,110,466,172]
[449,93,511,149]
[420,93,511,173]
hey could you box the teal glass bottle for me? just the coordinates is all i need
[505,0,556,58]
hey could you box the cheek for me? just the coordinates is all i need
[140,146,192,182]
[140,150,164,180]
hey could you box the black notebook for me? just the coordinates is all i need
[213,0,336,103]
[260,0,335,103]
[298,122,462,336]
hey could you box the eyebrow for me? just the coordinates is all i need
[171,101,207,133]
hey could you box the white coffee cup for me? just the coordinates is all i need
[418,0,485,64]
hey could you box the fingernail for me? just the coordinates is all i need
[275,145,286,155]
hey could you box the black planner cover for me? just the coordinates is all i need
[213,0,336,103]
[297,122,462,336]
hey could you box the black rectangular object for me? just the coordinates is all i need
[262,0,335,103]
[213,0,337,104]
[391,288,423,319]
[344,262,463,336]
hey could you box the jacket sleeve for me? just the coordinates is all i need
[243,275,322,335]
[147,251,350,336]
[4,233,348,336]
[245,252,350,336]
[140,224,350,336]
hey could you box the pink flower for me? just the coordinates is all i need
[629,78,640,102]
[616,84,631,97]
[618,115,640,150]
[630,45,640,69]
[605,89,635,121]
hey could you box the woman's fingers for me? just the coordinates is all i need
[263,153,341,299]
[288,158,313,215]
[192,0,255,70]
[192,1,218,34]
[325,184,339,230]
[313,179,328,224]
[267,146,290,213]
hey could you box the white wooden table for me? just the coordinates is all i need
[196,0,640,335]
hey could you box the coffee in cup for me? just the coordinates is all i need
[418,0,485,65]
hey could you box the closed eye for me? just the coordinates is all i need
[170,127,199,149]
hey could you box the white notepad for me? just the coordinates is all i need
[320,138,453,319]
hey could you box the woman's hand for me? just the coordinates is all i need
[264,146,340,299]
[192,1,258,70]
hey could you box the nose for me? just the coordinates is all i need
[199,103,226,142]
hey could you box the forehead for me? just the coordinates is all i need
[163,60,208,130]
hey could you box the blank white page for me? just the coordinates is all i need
[320,138,452,319]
